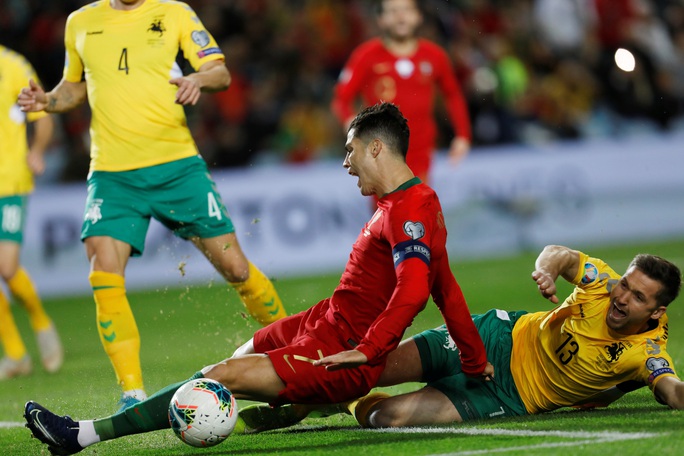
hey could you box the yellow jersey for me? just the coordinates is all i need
[0,45,48,197]
[511,251,677,414]
[63,0,224,171]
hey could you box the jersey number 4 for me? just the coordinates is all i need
[119,48,129,75]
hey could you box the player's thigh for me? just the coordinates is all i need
[0,241,20,280]
[378,338,423,386]
[371,386,461,427]
[81,171,151,256]
[150,156,235,240]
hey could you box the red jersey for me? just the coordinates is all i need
[254,178,487,404]
[332,38,471,180]
[326,178,485,372]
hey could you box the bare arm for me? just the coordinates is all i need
[531,245,581,304]
[654,376,684,409]
[169,60,231,106]
[447,137,470,165]
[26,115,54,175]
[18,78,87,113]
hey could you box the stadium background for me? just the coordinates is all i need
[3,0,684,178]
[2,0,683,295]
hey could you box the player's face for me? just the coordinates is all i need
[344,128,377,197]
[606,267,667,335]
[378,0,422,41]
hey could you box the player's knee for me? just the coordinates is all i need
[366,406,406,428]
[220,257,249,283]
[0,263,18,281]
[203,362,239,390]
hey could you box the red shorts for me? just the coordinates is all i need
[253,298,385,405]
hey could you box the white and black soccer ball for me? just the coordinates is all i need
[168,378,238,447]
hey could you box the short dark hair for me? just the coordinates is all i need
[629,254,682,307]
[348,102,410,158]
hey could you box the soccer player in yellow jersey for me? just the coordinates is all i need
[229,244,683,432]
[0,45,62,380]
[18,0,286,409]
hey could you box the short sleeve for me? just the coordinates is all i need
[63,14,84,83]
[177,4,224,71]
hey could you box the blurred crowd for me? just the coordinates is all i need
[3,0,684,182]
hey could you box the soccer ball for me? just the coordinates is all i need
[168,378,239,447]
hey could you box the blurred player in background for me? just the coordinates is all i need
[23,102,492,456]
[332,0,471,185]
[18,0,286,409]
[0,45,62,380]
[235,245,684,431]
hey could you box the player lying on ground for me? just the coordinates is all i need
[23,102,493,455]
[236,244,684,431]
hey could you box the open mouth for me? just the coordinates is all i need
[609,301,627,320]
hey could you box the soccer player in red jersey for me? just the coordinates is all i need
[332,0,472,183]
[24,102,491,454]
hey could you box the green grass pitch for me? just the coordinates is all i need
[3,239,684,455]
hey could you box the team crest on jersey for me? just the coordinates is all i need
[395,58,414,78]
[148,19,166,37]
[581,262,598,284]
[604,342,626,362]
[191,30,210,48]
[84,199,103,224]
[403,221,425,240]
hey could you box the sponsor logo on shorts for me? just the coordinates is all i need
[84,199,103,224]
[283,355,296,373]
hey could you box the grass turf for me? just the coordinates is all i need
[2,239,684,455]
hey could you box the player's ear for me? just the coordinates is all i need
[370,139,382,158]
[651,306,667,320]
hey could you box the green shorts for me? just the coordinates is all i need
[0,195,28,244]
[81,155,234,256]
[414,309,528,421]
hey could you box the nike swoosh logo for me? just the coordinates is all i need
[31,411,59,445]
[283,354,296,373]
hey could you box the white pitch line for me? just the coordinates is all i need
[0,421,24,429]
[363,426,662,455]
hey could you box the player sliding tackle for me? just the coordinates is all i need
[24,102,493,454]
[236,244,684,432]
